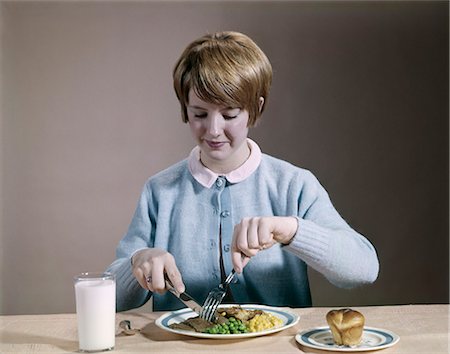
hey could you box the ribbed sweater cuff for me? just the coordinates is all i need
[115,258,137,288]
[284,218,331,267]
[114,258,148,311]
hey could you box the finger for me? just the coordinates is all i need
[232,253,251,274]
[258,218,276,249]
[232,221,259,273]
[241,255,251,268]
[144,272,155,293]
[236,220,259,258]
[133,266,151,291]
[233,220,248,252]
[232,248,243,273]
[165,261,185,294]
[150,261,166,294]
[247,217,260,250]
[231,223,246,273]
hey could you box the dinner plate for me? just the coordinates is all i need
[295,326,400,352]
[155,304,300,339]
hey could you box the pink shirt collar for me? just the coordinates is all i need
[188,139,262,188]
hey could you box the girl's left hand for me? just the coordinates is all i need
[231,216,298,273]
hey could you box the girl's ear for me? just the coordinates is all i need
[259,97,265,113]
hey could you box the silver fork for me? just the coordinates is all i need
[200,269,236,322]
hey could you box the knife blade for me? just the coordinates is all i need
[164,276,203,315]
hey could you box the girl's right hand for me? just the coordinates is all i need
[131,248,185,295]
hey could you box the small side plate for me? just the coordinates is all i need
[295,326,400,352]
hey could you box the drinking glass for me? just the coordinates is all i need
[74,272,116,352]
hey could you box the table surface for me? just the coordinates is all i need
[0,304,448,353]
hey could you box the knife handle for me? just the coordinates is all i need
[164,274,180,297]
[164,274,203,315]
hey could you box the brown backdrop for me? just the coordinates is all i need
[1,0,448,314]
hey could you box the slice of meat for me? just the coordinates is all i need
[183,317,214,332]
[169,322,196,331]
[220,306,263,321]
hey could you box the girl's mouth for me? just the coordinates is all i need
[206,140,226,149]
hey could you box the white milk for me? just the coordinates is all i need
[75,278,116,352]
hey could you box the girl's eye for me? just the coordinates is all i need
[223,114,238,120]
[194,113,207,118]
[223,110,240,120]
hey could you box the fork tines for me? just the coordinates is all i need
[200,269,236,322]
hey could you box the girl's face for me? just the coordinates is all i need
[187,89,250,174]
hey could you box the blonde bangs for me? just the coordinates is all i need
[192,50,251,109]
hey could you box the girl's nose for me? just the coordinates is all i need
[207,115,222,136]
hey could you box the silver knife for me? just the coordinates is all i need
[164,276,203,315]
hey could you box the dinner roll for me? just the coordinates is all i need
[326,308,365,346]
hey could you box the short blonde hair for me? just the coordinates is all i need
[173,31,272,126]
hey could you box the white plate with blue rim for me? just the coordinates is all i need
[155,304,300,339]
[295,326,400,352]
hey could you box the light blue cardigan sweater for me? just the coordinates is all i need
[107,152,379,312]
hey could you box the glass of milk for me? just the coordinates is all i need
[74,272,116,352]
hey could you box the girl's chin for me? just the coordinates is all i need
[201,150,229,161]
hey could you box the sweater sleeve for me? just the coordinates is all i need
[105,183,154,311]
[283,171,379,288]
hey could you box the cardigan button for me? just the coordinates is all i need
[220,210,230,218]
[215,178,224,187]
[224,244,230,252]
